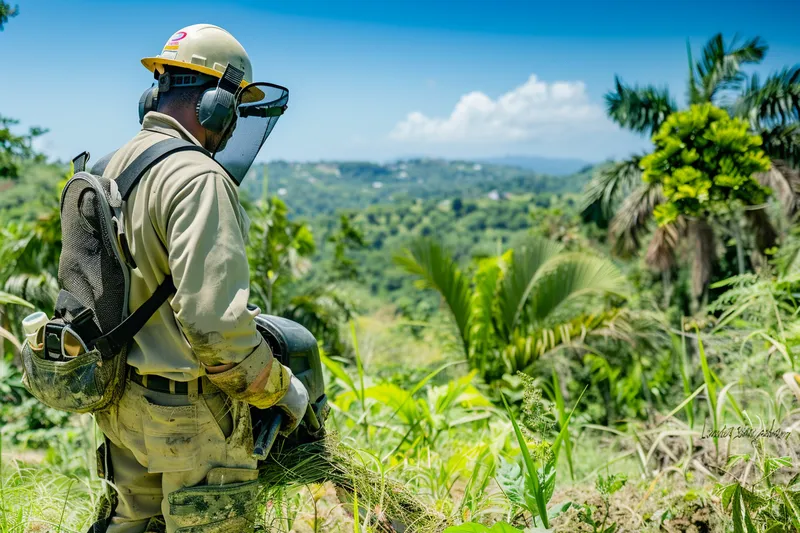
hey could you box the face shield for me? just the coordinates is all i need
[212,82,289,185]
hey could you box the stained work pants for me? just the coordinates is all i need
[94,379,259,533]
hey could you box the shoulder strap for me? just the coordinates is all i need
[91,138,209,354]
[115,138,210,200]
[90,150,117,176]
[93,275,175,355]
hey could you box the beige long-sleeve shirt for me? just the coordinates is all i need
[102,112,288,407]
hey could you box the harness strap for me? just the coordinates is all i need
[93,275,175,356]
[91,138,208,355]
[115,138,210,200]
[89,150,117,177]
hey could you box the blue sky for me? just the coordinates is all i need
[2,0,800,164]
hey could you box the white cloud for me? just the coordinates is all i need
[390,75,608,143]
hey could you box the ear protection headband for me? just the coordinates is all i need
[138,64,245,134]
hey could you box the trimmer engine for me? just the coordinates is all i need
[251,315,329,460]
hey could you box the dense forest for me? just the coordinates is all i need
[2,22,800,533]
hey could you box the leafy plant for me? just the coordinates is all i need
[496,375,583,530]
[395,235,636,385]
[577,473,628,533]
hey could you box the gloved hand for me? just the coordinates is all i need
[275,371,309,436]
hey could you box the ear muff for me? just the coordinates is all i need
[195,87,235,133]
[195,64,245,133]
[138,85,159,124]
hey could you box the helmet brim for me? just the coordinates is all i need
[141,57,264,102]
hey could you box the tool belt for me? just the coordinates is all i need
[128,368,217,395]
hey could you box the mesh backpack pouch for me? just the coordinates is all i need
[20,138,208,414]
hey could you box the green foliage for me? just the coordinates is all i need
[641,104,772,226]
[0,116,46,180]
[708,233,800,372]
[246,194,316,314]
[0,2,17,31]
[328,214,367,281]
[715,458,800,532]
[245,195,361,353]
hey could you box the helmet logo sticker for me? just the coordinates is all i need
[169,31,187,42]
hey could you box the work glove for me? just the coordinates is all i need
[275,370,309,436]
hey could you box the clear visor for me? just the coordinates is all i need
[213,82,289,185]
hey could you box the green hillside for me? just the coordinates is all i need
[240,159,595,216]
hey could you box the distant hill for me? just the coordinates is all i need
[241,159,595,218]
[479,155,594,176]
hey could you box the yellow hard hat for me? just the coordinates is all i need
[141,24,256,94]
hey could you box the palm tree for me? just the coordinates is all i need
[583,34,800,309]
[394,235,654,385]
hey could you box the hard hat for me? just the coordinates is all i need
[141,24,255,93]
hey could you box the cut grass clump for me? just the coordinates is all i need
[259,435,452,532]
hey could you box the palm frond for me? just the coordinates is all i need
[734,66,800,128]
[644,221,683,272]
[497,236,563,339]
[0,290,33,308]
[757,124,800,170]
[686,39,703,105]
[501,313,599,375]
[502,307,658,376]
[0,325,23,354]
[469,255,504,363]
[754,157,800,215]
[696,33,767,102]
[580,155,644,224]
[524,252,628,324]
[609,181,666,257]
[3,272,58,311]
[394,238,472,356]
[605,77,677,136]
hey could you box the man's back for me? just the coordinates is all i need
[103,111,261,382]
